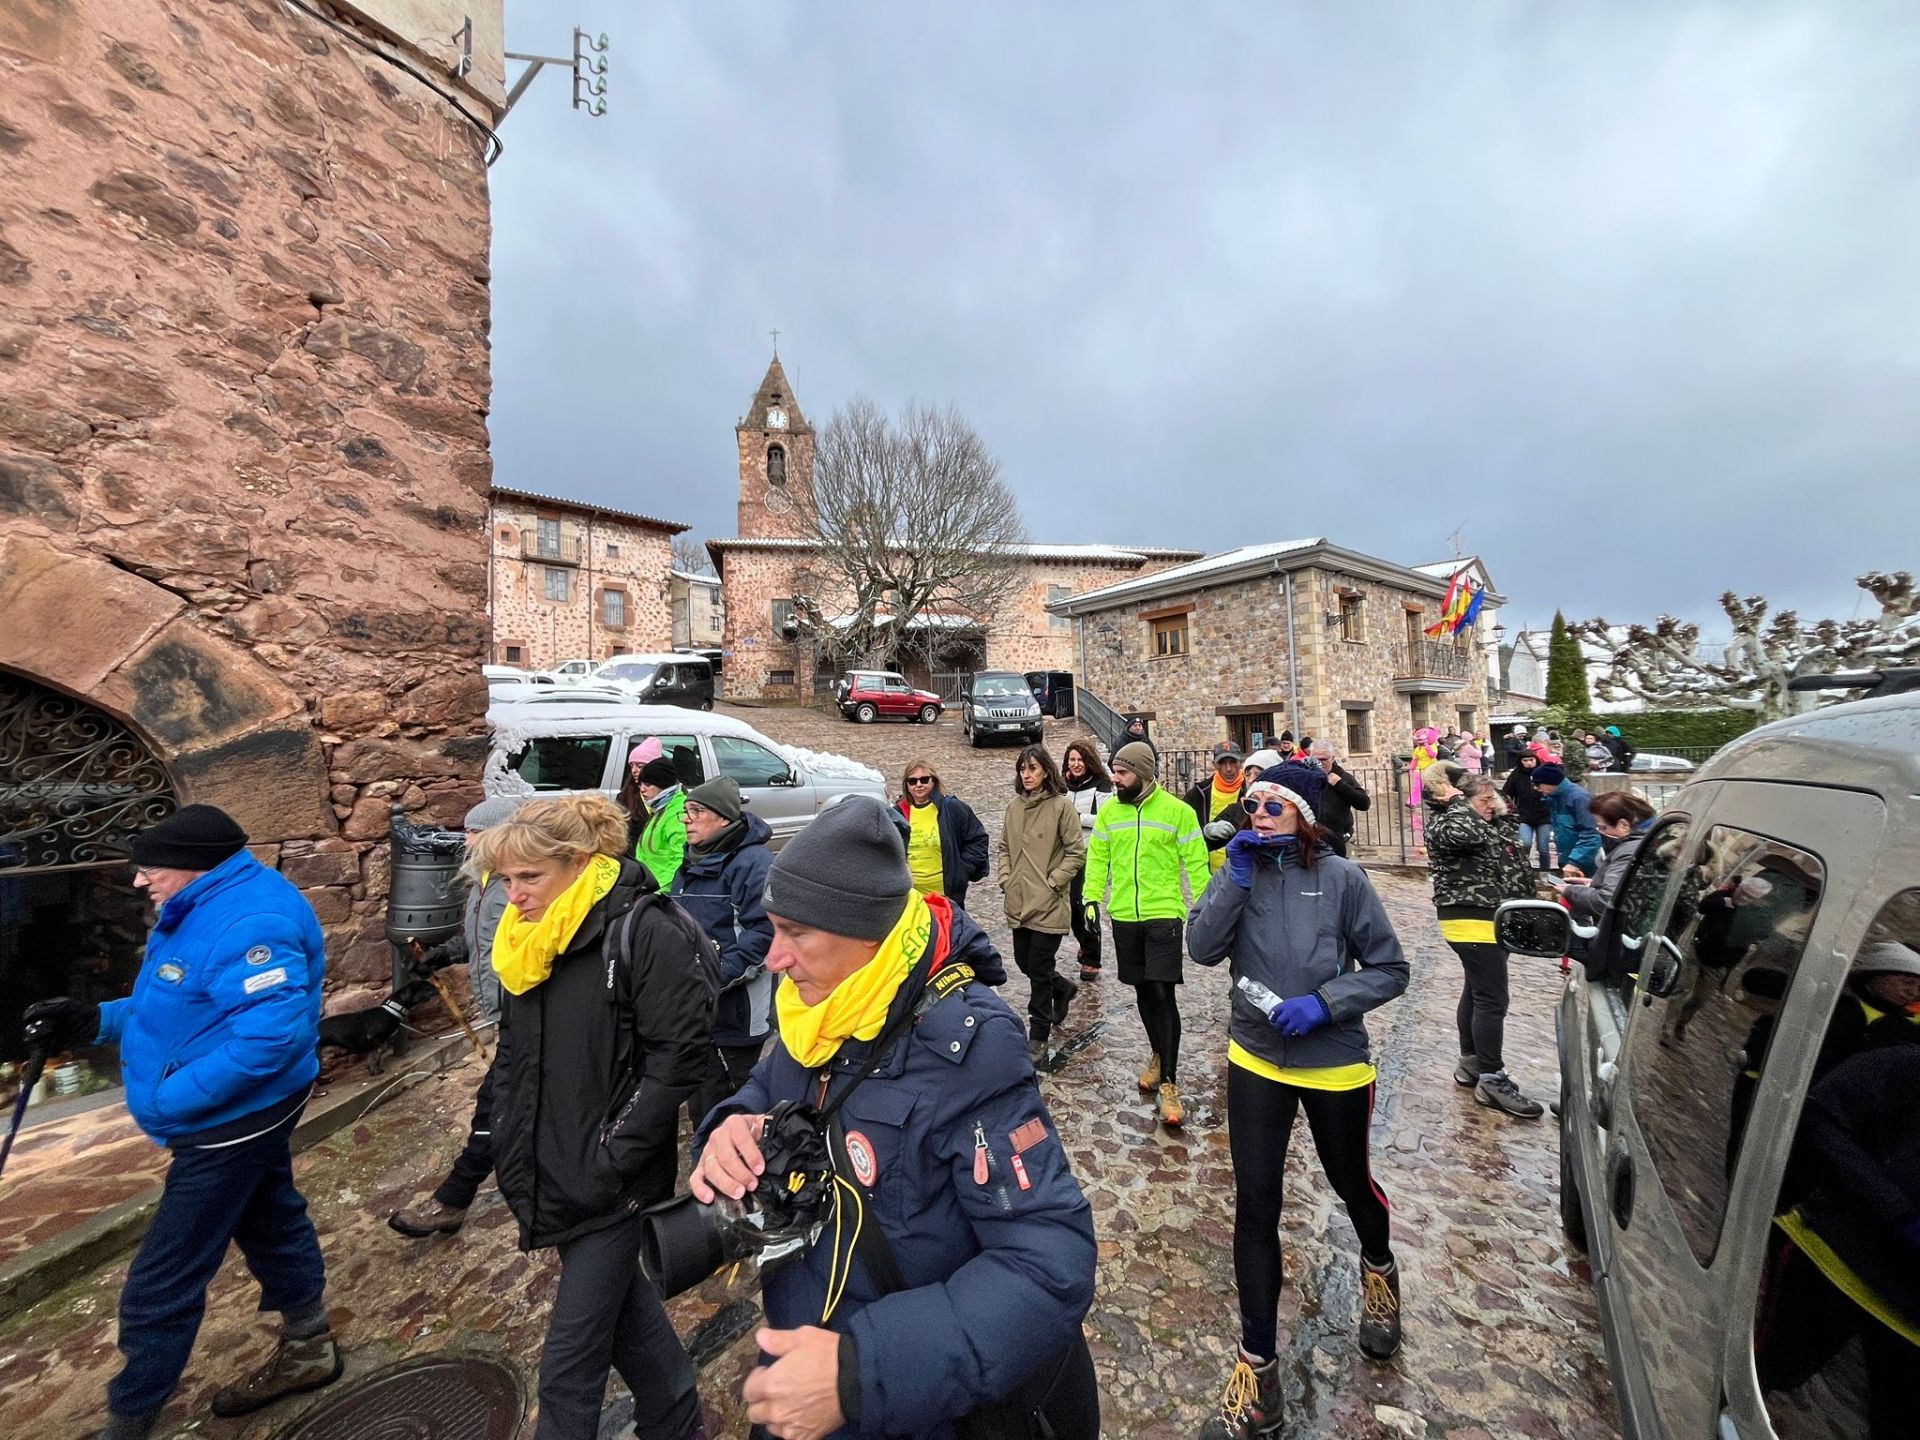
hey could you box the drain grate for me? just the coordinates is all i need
[275,1355,523,1440]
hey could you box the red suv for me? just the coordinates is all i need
[835,671,944,725]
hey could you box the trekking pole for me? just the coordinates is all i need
[409,939,489,1063]
[0,1044,49,1183]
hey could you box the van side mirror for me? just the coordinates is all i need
[1494,900,1573,958]
[1643,935,1685,999]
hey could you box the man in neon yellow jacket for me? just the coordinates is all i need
[1084,740,1211,1127]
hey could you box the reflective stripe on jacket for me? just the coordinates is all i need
[1083,783,1210,921]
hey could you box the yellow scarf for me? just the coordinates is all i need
[491,853,623,995]
[777,890,933,1067]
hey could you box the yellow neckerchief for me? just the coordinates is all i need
[491,853,622,995]
[777,890,933,1067]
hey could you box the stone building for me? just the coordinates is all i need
[1050,541,1502,760]
[709,355,1200,698]
[489,486,685,669]
[1,0,507,1066]
[670,570,724,650]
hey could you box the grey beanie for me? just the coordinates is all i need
[465,795,525,831]
[1112,740,1158,781]
[685,775,744,822]
[764,796,911,940]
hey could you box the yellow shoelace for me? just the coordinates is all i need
[1218,1359,1260,1421]
[1363,1267,1399,1324]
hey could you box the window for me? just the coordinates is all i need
[713,735,792,787]
[1151,614,1188,658]
[1339,593,1366,642]
[767,444,787,486]
[767,669,796,686]
[1409,694,1433,730]
[1226,713,1273,753]
[1761,887,1920,1438]
[1624,824,1824,1264]
[508,735,612,791]
[772,598,795,635]
[1048,584,1072,632]
[504,645,523,664]
[602,590,625,628]
[1456,707,1476,735]
[628,733,704,786]
[1345,708,1373,756]
[606,543,620,559]
[544,567,569,602]
[536,517,561,558]
[1405,608,1424,649]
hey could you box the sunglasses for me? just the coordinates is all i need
[906,776,935,786]
[1251,800,1296,817]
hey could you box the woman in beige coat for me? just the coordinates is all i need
[1000,744,1088,1064]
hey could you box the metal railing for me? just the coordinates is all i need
[930,672,971,703]
[1391,641,1472,680]
[1075,687,1129,755]
[521,533,582,566]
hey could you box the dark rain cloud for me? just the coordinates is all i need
[490,1,1919,634]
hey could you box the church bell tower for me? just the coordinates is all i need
[736,352,814,539]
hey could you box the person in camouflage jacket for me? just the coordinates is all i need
[1422,768,1547,1119]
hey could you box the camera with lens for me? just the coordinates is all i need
[640,1099,836,1298]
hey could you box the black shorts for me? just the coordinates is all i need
[1111,917,1184,986]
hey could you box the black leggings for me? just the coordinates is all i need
[1134,981,1181,1082]
[1447,938,1510,1072]
[1227,1063,1392,1361]
[1011,929,1069,1040]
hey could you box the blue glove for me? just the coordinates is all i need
[1225,829,1268,889]
[1271,994,1330,1037]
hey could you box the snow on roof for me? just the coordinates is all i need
[706,537,1201,563]
[491,485,688,533]
[669,569,722,586]
[1054,539,1327,608]
[826,611,982,631]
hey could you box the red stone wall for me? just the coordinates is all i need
[0,0,497,983]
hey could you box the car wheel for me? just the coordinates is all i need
[1559,1090,1588,1252]
[856,703,877,724]
[919,704,939,724]
[699,698,713,711]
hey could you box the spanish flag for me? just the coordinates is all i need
[1424,568,1471,638]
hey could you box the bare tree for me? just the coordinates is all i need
[669,534,714,576]
[1575,570,1919,721]
[790,398,1027,670]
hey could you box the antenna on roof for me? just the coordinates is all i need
[1447,523,1468,559]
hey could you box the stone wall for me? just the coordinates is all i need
[0,0,500,984]
[489,497,674,667]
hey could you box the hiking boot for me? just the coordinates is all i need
[1196,1351,1283,1439]
[1051,977,1079,1026]
[1079,957,1102,979]
[1157,1081,1185,1128]
[93,1414,157,1440]
[1475,1071,1545,1120]
[1027,1035,1051,1067]
[1358,1257,1403,1359]
[388,1196,469,1237]
[1139,1052,1162,1092]
[1453,1054,1482,1087]
[210,1332,344,1416]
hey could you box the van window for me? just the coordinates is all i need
[712,736,791,787]
[509,735,613,791]
[1622,825,1825,1264]
[1757,888,1920,1438]
[1594,815,1692,1000]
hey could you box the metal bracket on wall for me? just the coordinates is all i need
[503,26,610,120]
[449,15,472,80]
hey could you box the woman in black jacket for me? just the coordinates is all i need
[469,794,718,1440]
[893,757,991,907]
[1501,751,1553,870]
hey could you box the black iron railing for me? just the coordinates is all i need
[1391,642,1472,680]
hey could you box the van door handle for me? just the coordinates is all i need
[1608,1147,1635,1229]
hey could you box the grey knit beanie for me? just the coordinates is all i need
[764,796,911,940]
[1112,741,1158,782]
[685,775,744,822]
[465,795,525,831]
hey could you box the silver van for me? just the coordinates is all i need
[1496,690,1920,1440]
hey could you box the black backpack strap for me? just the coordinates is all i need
[827,1109,910,1295]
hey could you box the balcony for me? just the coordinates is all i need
[1391,640,1472,694]
[521,533,582,567]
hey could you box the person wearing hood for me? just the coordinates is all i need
[893,758,990,908]
[1061,740,1114,979]
[1241,748,1282,785]
[671,776,776,1120]
[1559,791,1655,925]
[470,794,717,1440]
[1117,713,1157,756]
[1184,741,1251,877]
[1084,741,1211,1127]
[630,756,689,891]
[1187,780,1411,1439]
[999,745,1087,1064]
[1603,725,1636,772]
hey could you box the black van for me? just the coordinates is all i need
[1024,670,1076,719]
[593,653,715,711]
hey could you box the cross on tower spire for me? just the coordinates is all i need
[769,327,780,356]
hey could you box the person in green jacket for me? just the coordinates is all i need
[1084,740,1211,1127]
[631,755,688,890]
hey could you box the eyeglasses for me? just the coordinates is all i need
[1252,800,1295,817]
[906,776,935,786]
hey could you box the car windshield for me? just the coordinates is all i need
[601,662,658,685]
[974,676,1028,698]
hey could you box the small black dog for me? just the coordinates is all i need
[317,975,441,1072]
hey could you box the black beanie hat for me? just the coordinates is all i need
[763,797,911,940]
[639,757,680,788]
[130,804,249,870]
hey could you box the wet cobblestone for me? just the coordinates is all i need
[0,706,1618,1438]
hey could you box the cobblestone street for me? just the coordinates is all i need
[0,704,1618,1439]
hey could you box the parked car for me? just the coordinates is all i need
[487,684,629,706]
[960,670,1044,747]
[834,670,943,725]
[1629,751,1695,773]
[550,658,597,683]
[592,653,715,710]
[483,664,559,687]
[1492,690,1920,1440]
[484,700,887,849]
[1024,670,1075,719]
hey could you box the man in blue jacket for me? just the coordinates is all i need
[1531,763,1603,877]
[25,805,337,1440]
[690,798,1095,1439]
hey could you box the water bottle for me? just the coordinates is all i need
[1235,975,1285,1022]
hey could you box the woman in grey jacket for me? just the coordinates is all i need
[1187,779,1411,1440]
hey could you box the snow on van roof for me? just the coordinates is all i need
[484,702,884,792]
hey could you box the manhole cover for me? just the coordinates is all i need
[276,1355,524,1440]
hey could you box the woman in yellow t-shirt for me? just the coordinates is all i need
[892,759,990,907]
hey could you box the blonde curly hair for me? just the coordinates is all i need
[465,792,628,879]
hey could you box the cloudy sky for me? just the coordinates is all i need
[489,2,1916,637]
